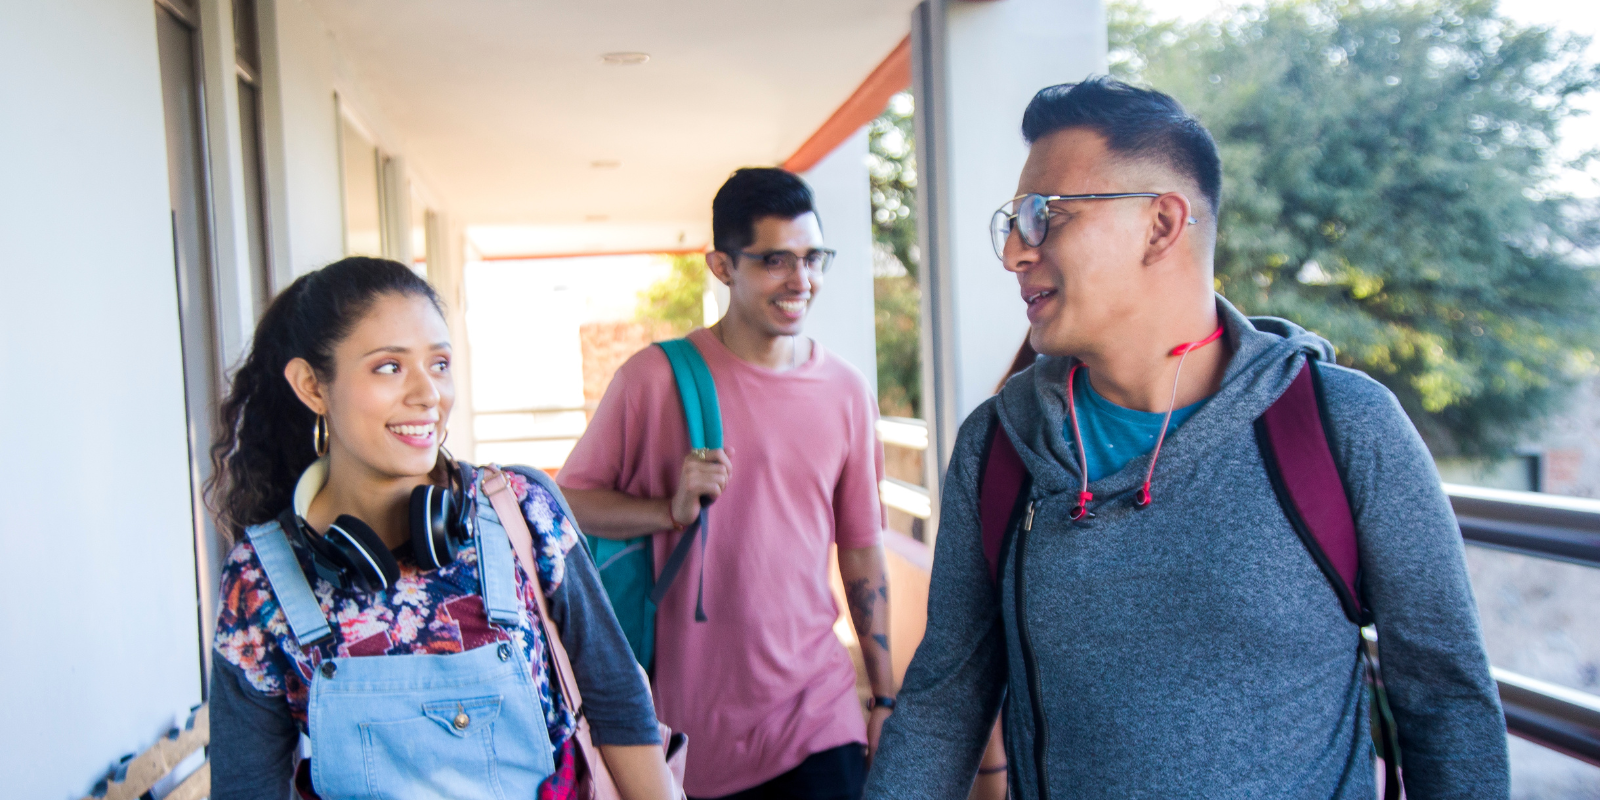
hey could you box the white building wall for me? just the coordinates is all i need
[0,2,470,795]
[803,127,880,390]
[260,0,359,277]
[0,1,204,796]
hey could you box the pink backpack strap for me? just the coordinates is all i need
[979,421,1031,584]
[1255,361,1367,624]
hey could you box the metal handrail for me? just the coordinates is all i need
[877,416,930,450]
[1495,668,1600,767]
[865,451,1600,762]
[880,477,932,520]
[475,434,582,444]
[1446,483,1600,569]
[475,406,589,446]
[1438,484,1600,760]
[476,405,590,416]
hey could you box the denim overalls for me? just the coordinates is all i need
[245,476,555,799]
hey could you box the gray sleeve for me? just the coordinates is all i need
[550,538,663,746]
[865,405,1008,798]
[511,466,662,747]
[208,652,298,800]
[1320,365,1510,798]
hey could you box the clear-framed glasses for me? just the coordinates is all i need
[733,248,837,278]
[989,192,1162,259]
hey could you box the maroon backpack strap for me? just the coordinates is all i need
[979,421,1030,584]
[1255,361,1367,625]
[1259,361,1403,797]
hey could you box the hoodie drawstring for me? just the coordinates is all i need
[1066,363,1094,520]
[1066,325,1224,517]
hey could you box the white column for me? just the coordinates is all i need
[427,210,478,462]
[382,154,412,264]
[913,0,1107,532]
[803,127,879,389]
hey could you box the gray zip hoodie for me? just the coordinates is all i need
[866,296,1508,799]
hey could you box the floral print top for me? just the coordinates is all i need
[213,466,582,748]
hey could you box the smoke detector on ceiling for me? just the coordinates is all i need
[600,52,650,66]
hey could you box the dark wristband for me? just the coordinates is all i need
[868,695,896,711]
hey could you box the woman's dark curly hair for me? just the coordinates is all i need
[205,257,444,540]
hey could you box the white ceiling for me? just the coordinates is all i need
[308,0,919,254]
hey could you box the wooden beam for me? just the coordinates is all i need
[782,36,911,174]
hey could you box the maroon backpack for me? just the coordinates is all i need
[977,361,1403,797]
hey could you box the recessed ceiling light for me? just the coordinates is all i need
[600,52,650,65]
[590,160,621,169]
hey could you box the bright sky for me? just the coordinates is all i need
[1134,0,1600,198]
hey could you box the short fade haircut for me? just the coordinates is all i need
[711,167,818,253]
[1021,76,1221,217]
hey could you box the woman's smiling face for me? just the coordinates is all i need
[290,291,454,480]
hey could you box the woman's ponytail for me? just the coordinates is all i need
[206,257,442,539]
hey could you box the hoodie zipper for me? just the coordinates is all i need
[1013,501,1050,799]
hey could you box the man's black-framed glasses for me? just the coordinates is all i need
[989,192,1161,259]
[732,248,837,277]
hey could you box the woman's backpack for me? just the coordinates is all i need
[586,338,722,669]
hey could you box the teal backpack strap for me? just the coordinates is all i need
[651,338,721,621]
[657,339,722,448]
[581,338,723,667]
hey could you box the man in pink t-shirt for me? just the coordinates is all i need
[559,168,893,800]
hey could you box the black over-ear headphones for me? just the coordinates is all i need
[288,460,476,592]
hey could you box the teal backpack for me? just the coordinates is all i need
[585,338,722,669]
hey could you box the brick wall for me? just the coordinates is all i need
[578,320,670,419]
[1533,377,1600,498]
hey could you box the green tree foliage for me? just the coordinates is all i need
[1113,0,1600,455]
[636,253,708,337]
[871,93,921,279]
[870,92,924,417]
[876,271,923,417]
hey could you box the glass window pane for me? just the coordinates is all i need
[232,0,260,74]
[237,78,271,316]
[156,0,225,668]
[411,186,428,277]
[341,118,383,257]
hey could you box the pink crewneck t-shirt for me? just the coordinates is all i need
[558,327,885,796]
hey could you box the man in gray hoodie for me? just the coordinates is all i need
[864,78,1508,798]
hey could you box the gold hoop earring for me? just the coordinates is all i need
[434,448,455,484]
[313,414,330,457]
[436,428,453,470]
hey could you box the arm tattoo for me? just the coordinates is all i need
[845,577,890,677]
[845,578,877,634]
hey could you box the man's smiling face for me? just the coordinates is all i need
[723,212,826,338]
[1004,127,1170,357]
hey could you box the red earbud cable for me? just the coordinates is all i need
[1066,324,1224,516]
